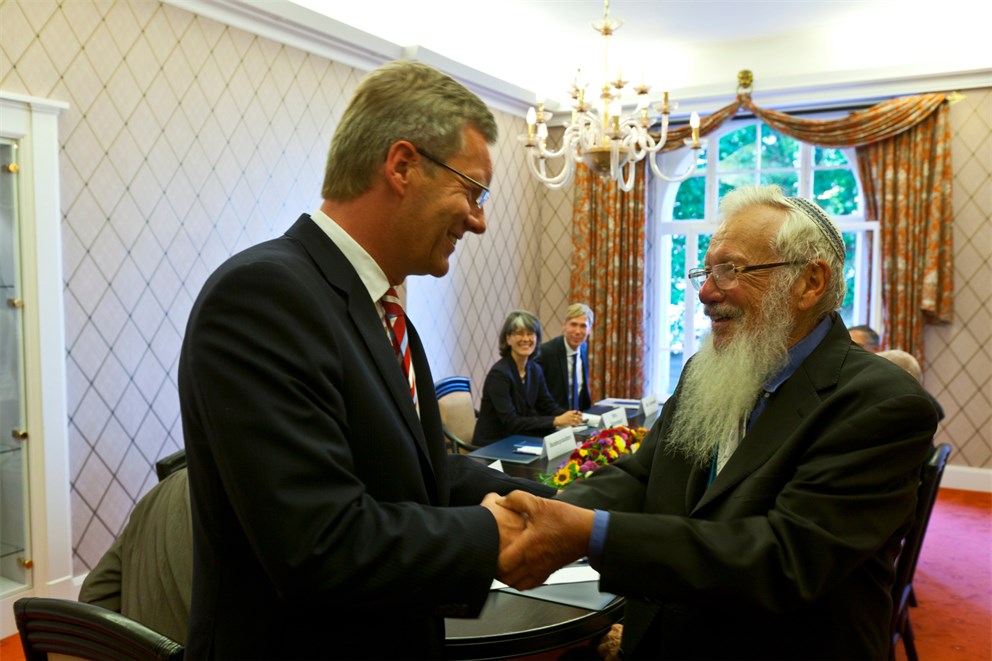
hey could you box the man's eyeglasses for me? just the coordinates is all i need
[415,147,491,208]
[687,261,806,291]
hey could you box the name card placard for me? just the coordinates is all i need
[641,394,659,420]
[601,407,628,429]
[582,413,603,429]
[544,427,577,462]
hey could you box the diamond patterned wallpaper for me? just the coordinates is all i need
[924,89,992,468]
[2,0,989,578]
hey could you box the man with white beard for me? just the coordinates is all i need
[492,185,940,660]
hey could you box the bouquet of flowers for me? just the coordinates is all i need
[539,425,647,489]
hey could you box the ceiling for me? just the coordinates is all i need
[295,0,991,108]
[184,0,991,114]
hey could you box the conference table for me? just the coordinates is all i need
[468,406,655,481]
[445,583,624,660]
[445,407,656,658]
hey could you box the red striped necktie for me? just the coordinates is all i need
[381,287,417,406]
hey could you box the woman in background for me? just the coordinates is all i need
[474,310,583,446]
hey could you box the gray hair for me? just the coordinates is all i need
[498,310,543,358]
[322,60,498,201]
[565,303,594,327]
[719,185,847,320]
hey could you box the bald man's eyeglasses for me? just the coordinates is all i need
[687,261,806,291]
[415,147,490,208]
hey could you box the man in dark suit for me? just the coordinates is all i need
[535,303,594,411]
[178,60,554,660]
[495,186,939,660]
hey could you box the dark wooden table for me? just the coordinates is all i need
[445,585,623,660]
[468,412,653,481]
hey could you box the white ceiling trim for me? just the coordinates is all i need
[164,0,990,118]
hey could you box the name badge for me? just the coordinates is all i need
[544,427,577,461]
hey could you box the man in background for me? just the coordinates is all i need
[494,186,938,660]
[879,348,945,421]
[849,324,880,351]
[78,468,191,644]
[536,303,595,411]
[179,60,553,660]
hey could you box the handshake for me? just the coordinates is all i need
[480,490,595,590]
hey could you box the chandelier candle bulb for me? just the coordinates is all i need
[690,112,701,147]
[520,0,712,189]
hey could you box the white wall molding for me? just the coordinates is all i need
[0,90,71,639]
[164,1,991,120]
[163,0,535,115]
[942,465,992,493]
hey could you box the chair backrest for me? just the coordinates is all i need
[155,449,187,482]
[894,442,951,592]
[14,597,184,661]
[434,377,478,452]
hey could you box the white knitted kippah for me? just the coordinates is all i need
[786,197,846,264]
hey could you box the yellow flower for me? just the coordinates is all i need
[553,469,571,486]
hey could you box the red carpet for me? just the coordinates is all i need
[3,489,989,661]
[894,488,992,661]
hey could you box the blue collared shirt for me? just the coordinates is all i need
[586,315,834,569]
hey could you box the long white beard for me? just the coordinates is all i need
[667,279,795,468]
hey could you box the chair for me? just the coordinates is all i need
[155,448,187,482]
[435,376,481,454]
[889,442,951,661]
[13,597,184,661]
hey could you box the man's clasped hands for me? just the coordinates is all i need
[480,491,595,590]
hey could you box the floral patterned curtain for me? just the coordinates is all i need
[571,161,646,400]
[856,105,954,361]
[572,91,953,376]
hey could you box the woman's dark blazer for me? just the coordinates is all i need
[474,354,565,445]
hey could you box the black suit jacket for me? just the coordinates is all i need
[559,315,938,660]
[535,335,591,410]
[179,215,553,659]
[474,355,565,446]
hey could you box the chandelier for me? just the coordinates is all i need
[522,0,704,191]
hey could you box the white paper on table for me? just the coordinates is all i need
[490,563,599,590]
[488,459,505,472]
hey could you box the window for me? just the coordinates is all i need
[652,117,880,396]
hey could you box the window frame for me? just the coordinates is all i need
[650,115,881,397]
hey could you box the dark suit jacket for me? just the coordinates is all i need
[559,315,938,660]
[474,355,565,446]
[535,335,591,411]
[79,469,192,645]
[179,215,554,660]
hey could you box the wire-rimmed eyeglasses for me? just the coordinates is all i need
[415,147,490,208]
[687,261,807,291]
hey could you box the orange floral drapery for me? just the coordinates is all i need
[856,105,954,361]
[574,91,953,373]
[571,161,646,400]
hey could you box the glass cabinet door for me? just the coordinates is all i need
[0,138,31,596]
